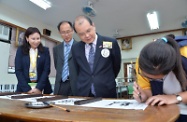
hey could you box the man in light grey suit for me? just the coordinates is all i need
[53,21,77,96]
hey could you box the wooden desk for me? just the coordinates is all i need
[0,98,179,122]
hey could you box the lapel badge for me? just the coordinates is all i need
[101,48,110,58]
[103,41,112,49]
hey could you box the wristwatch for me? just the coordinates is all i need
[176,94,182,103]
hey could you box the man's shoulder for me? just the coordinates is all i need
[54,42,63,49]
[72,40,79,45]
[98,34,116,42]
[43,46,49,49]
[41,46,50,53]
[73,40,78,43]
[73,41,83,47]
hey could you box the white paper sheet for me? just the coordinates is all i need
[0,94,28,100]
[53,98,147,110]
[0,94,53,102]
[0,94,147,110]
[81,99,147,110]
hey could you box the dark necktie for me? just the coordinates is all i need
[88,43,96,96]
[88,43,95,72]
[62,44,70,82]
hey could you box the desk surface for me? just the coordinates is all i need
[0,98,179,122]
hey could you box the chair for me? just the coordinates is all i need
[175,36,187,76]
[127,83,134,99]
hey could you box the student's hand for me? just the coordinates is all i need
[146,95,178,106]
[27,88,42,94]
[133,82,147,103]
[32,88,42,94]
[27,89,33,94]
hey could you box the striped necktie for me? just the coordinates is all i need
[88,43,95,72]
[88,43,96,96]
[62,44,70,82]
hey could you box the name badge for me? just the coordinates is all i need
[103,41,112,49]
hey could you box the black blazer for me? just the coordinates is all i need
[15,47,52,94]
[72,34,121,98]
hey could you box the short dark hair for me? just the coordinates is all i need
[57,21,73,31]
[73,15,93,33]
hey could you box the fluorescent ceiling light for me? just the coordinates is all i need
[29,0,51,10]
[147,11,159,30]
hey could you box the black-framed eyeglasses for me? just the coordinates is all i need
[138,67,166,82]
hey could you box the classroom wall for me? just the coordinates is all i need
[0,3,61,41]
[118,30,183,78]
[0,3,61,85]
[0,3,184,85]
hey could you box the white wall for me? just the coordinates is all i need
[0,4,61,84]
[0,3,184,84]
[0,4,61,41]
[117,30,183,78]
[0,42,16,84]
[0,3,80,85]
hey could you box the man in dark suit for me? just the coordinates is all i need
[53,21,77,96]
[72,15,121,98]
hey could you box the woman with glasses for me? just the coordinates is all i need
[133,35,187,122]
[133,36,187,106]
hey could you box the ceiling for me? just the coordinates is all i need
[1,0,187,38]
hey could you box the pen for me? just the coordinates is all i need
[131,61,142,102]
[137,86,142,102]
[43,102,70,112]
[134,71,142,102]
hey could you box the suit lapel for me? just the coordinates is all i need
[25,54,30,69]
[59,43,64,61]
[79,42,91,71]
[37,50,42,69]
[93,35,103,71]
[68,40,76,60]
